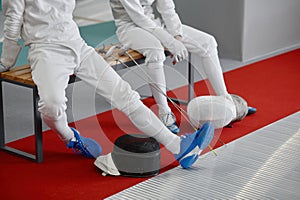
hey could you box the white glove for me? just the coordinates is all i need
[0,63,10,72]
[152,28,188,63]
[169,39,188,63]
[0,38,22,69]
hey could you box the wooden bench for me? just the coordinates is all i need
[0,47,194,162]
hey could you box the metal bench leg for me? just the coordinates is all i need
[0,81,43,162]
[33,87,43,163]
[187,53,194,102]
[169,53,194,105]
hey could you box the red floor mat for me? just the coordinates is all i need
[1,49,300,200]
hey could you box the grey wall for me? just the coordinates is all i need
[174,0,300,62]
[174,0,244,60]
[242,0,300,61]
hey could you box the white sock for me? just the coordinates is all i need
[42,112,74,143]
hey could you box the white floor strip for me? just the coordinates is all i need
[106,111,300,200]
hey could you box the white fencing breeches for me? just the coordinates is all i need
[28,40,179,153]
[117,24,229,113]
[181,25,228,96]
[117,27,171,114]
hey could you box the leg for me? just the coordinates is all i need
[29,43,101,158]
[77,47,216,168]
[117,27,170,113]
[29,44,75,142]
[181,25,229,96]
[117,27,179,134]
[181,25,256,121]
[75,48,180,151]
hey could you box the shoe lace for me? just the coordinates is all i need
[69,137,91,157]
[73,140,86,152]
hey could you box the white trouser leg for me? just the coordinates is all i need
[29,43,76,143]
[117,27,171,114]
[42,112,73,142]
[182,25,229,96]
[146,62,171,114]
[76,45,180,154]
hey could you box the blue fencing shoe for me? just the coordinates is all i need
[67,127,102,158]
[197,122,215,150]
[247,106,257,115]
[174,122,215,169]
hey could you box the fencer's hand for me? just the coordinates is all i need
[0,62,9,73]
[168,38,188,65]
[174,35,183,41]
[151,28,188,64]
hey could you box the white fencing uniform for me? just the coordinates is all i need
[110,0,230,114]
[1,0,180,153]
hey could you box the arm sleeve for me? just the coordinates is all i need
[156,0,183,37]
[0,0,25,67]
[119,0,175,47]
[3,0,24,41]
[119,0,159,32]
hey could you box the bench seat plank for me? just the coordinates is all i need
[0,48,144,86]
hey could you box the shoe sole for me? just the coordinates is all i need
[198,122,215,150]
[179,153,199,169]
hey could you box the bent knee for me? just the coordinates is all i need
[143,47,166,64]
[207,35,218,48]
[203,35,218,57]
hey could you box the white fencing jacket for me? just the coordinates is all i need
[1,0,81,67]
[110,0,183,37]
